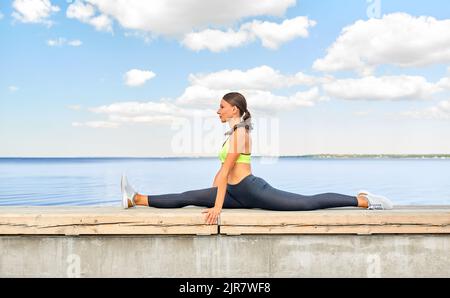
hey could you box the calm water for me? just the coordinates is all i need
[0,157,449,206]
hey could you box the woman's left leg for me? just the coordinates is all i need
[257,188,359,210]
[230,176,359,211]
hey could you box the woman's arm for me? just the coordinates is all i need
[212,166,221,187]
[204,128,246,224]
[213,128,247,209]
[213,167,234,209]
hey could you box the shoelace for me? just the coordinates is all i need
[368,203,383,210]
[360,193,384,210]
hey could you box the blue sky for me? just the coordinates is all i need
[1,0,450,157]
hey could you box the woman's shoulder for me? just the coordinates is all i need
[230,127,251,146]
[233,126,251,137]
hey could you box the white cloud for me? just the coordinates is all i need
[401,100,450,120]
[107,114,184,124]
[47,38,82,47]
[76,86,320,129]
[124,69,156,87]
[398,75,450,119]
[12,0,59,26]
[67,0,95,21]
[437,76,450,90]
[72,67,450,129]
[176,65,326,109]
[47,38,62,46]
[88,100,202,118]
[182,16,316,52]
[72,121,119,128]
[83,100,214,128]
[0,11,4,20]
[67,105,82,111]
[68,40,82,46]
[244,87,320,110]
[75,0,296,38]
[313,13,450,75]
[88,14,112,32]
[67,1,313,51]
[8,86,19,92]
[123,31,155,44]
[188,65,317,90]
[182,28,253,52]
[74,65,327,128]
[241,16,316,50]
[322,75,442,101]
[175,86,321,111]
[66,0,112,32]
[67,0,296,40]
[353,111,371,117]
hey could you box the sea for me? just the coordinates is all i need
[1,156,449,206]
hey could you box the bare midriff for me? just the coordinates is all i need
[222,163,252,185]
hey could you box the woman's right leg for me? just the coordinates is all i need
[139,187,244,208]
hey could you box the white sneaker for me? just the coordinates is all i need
[121,173,137,209]
[357,189,394,210]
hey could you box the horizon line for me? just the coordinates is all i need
[1,154,450,159]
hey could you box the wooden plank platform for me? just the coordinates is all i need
[0,205,449,235]
[220,205,450,235]
[0,206,217,235]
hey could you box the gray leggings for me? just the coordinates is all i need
[147,174,358,211]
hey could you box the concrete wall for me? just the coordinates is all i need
[1,234,449,277]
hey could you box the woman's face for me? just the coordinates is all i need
[217,99,238,123]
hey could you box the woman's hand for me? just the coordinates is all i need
[202,206,222,225]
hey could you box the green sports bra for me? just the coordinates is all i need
[218,135,251,164]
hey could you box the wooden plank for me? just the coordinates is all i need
[219,208,450,225]
[219,206,450,234]
[0,206,217,235]
[220,225,450,235]
[1,205,449,235]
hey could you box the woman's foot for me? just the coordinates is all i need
[357,190,394,210]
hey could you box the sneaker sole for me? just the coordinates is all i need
[121,174,129,209]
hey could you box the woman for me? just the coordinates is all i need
[120,92,393,225]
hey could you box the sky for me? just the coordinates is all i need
[1,0,450,157]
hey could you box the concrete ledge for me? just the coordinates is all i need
[1,206,449,277]
[1,234,449,277]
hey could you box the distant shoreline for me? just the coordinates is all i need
[1,154,450,159]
